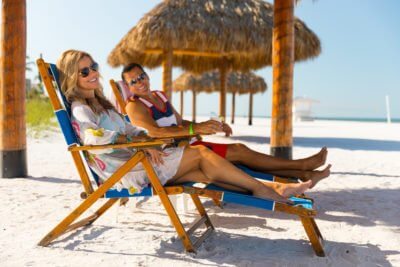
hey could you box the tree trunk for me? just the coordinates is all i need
[219,64,227,121]
[180,91,184,116]
[231,92,235,124]
[249,93,253,126]
[192,90,196,123]
[270,0,294,159]
[162,50,173,100]
[0,0,27,177]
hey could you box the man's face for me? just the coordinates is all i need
[123,67,150,96]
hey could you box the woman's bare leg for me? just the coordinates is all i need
[167,169,249,193]
[169,146,311,202]
[225,144,328,172]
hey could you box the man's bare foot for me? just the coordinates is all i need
[308,164,331,188]
[300,147,328,170]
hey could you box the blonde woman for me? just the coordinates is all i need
[57,49,312,203]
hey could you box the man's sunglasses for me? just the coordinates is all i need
[128,72,147,86]
[79,62,99,78]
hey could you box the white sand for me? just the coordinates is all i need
[1,118,399,267]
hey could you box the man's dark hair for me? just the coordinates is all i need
[121,63,145,81]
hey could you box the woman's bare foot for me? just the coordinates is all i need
[253,184,292,203]
[275,180,312,198]
[300,147,328,170]
[253,180,312,204]
[308,164,331,188]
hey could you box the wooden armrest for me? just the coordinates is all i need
[68,138,174,152]
[148,133,202,140]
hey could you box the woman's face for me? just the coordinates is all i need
[123,67,150,96]
[77,56,100,98]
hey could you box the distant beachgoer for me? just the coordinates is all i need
[119,63,331,188]
[57,49,313,203]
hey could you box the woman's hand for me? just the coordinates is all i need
[145,148,169,166]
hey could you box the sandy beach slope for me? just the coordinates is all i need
[1,117,399,266]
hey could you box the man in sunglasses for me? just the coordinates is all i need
[120,63,330,185]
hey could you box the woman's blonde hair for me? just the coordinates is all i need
[56,49,115,114]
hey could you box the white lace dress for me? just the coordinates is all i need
[70,101,184,194]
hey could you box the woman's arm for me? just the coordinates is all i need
[72,105,120,146]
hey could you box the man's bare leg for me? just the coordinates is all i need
[225,144,327,172]
[264,164,332,188]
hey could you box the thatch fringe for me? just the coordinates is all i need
[108,0,321,72]
[173,71,267,94]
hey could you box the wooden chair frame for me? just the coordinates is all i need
[36,58,325,256]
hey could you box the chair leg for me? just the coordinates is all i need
[38,198,119,246]
[309,217,323,240]
[64,198,119,234]
[190,194,214,230]
[300,216,325,257]
[211,198,223,208]
[38,153,145,247]
[142,158,195,252]
[158,193,196,252]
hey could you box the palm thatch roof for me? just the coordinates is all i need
[173,71,267,94]
[108,0,321,72]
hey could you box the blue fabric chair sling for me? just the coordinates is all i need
[36,58,324,256]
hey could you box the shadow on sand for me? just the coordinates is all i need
[229,136,400,152]
[25,175,81,184]
[46,186,398,266]
[196,186,400,229]
[54,225,395,267]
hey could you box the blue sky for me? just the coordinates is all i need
[26,0,400,119]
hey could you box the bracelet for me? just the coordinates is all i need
[189,122,195,135]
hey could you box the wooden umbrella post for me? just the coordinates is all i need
[180,91,184,116]
[219,62,227,121]
[231,92,235,124]
[249,93,253,126]
[162,49,173,100]
[0,0,27,178]
[270,0,295,159]
[192,90,197,123]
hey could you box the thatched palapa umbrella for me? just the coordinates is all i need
[108,0,321,121]
[173,71,267,125]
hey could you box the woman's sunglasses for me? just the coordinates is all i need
[128,72,147,86]
[79,62,99,78]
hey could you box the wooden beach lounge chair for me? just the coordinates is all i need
[36,58,325,256]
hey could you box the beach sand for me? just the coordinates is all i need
[1,117,399,266]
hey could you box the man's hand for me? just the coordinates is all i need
[222,122,233,137]
[193,120,223,135]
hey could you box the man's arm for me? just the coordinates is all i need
[125,101,223,137]
[172,105,232,137]
[125,101,217,137]
[170,105,191,127]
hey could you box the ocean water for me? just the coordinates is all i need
[197,114,400,124]
[313,117,400,123]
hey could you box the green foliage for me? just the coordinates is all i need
[26,96,57,130]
